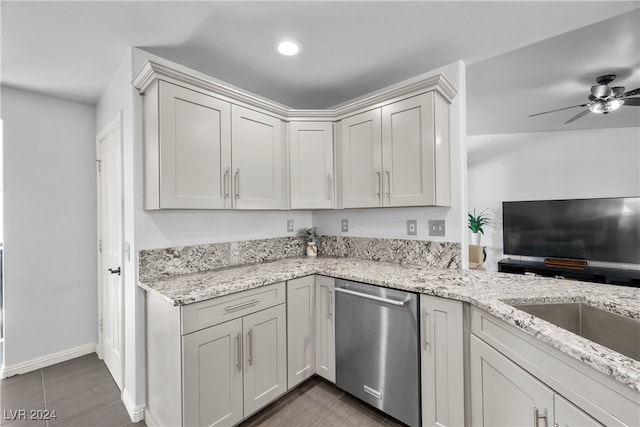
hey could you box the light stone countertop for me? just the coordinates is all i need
[138,256,640,392]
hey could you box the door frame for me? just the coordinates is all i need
[96,110,125,390]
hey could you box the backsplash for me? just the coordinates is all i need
[138,237,306,281]
[138,236,462,281]
[320,236,461,269]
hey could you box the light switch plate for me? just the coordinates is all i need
[341,219,349,232]
[428,220,446,236]
[287,219,294,232]
[407,220,417,236]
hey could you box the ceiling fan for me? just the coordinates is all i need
[529,74,640,124]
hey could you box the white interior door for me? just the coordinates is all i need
[97,112,124,390]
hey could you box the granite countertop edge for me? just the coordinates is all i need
[138,256,640,392]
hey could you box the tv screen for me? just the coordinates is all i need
[503,197,640,265]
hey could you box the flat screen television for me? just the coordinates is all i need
[502,197,640,265]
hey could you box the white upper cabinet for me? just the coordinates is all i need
[382,92,449,206]
[134,61,455,210]
[340,110,383,208]
[231,105,285,210]
[289,122,335,209]
[144,81,232,210]
[340,92,451,209]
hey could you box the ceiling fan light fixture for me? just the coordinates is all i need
[605,99,624,111]
[589,103,604,114]
[276,40,301,56]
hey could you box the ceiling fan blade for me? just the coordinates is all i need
[564,109,590,125]
[622,97,640,106]
[529,103,589,117]
[624,88,640,97]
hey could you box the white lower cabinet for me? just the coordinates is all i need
[145,283,287,427]
[286,276,316,388]
[182,304,287,426]
[314,276,335,382]
[420,295,464,427]
[470,335,602,427]
[286,275,336,389]
[182,318,244,427]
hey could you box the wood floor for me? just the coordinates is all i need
[0,353,142,427]
[1,354,403,427]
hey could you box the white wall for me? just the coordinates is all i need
[313,61,468,259]
[467,126,640,271]
[1,86,97,368]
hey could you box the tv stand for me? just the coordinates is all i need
[498,258,640,287]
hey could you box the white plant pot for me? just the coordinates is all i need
[306,242,318,257]
[470,232,481,246]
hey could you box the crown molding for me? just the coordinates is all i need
[132,60,457,121]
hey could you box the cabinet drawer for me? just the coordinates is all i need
[181,282,285,335]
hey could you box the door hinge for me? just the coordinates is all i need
[99,318,103,333]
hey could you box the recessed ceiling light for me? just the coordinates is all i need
[276,40,301,56]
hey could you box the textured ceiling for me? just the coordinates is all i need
[2,1,639,135]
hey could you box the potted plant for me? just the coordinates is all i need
[468,208,493,246]
[300,227,320,257]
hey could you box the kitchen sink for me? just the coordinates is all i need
[512,302,640,362]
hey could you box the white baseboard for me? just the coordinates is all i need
[0,343,97,379]
[122,389,145,423]
[144,408,161,427]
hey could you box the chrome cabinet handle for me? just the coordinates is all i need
[534,407,548,427]
[327,174,333,201]
[375,170,382,203]
[247,329,253,366]
[234,169,240,199]
[328,290,333,320]
[385,170,391,202]
[223,167,230,199]
[225,299,260,312]
[235,333,241,371]
[423,310,429,349]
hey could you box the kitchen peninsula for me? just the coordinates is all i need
[138,237,640,427]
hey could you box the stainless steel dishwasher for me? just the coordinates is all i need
[335,279,420,427]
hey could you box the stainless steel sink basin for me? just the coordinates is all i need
[512,302,640,362]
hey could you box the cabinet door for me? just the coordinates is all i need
[231,105,284,210]
[470,335,554,426]
[243,304,287,416]
[381,93,435,207]
[287,276,316,389]
[555,395,604,427]
[340,109,382,208]
[182,318,243,427]
[289,122,335,209]
[158,81,232,209]
[420,295,464,427]
[315,276,335,383]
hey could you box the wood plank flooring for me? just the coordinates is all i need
[1,355,404,426]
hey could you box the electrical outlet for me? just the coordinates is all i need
[287,219,294,232]
[341,219,349,232]
[428,220,446,236]
[407,220,417,236]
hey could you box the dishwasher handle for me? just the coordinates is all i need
[334,286,410,307]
